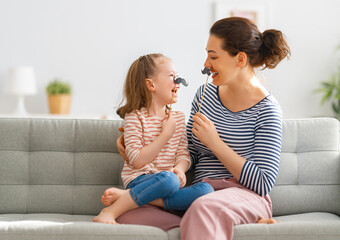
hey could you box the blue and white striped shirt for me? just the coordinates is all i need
[187,83,282,196]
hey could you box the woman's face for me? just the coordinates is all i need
[204,34,238,86]
[152,58,179,105]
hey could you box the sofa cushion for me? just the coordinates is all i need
[0,118,125,215]
[167,212,340,240]
[270,118,340,216]
[0,213,167,240]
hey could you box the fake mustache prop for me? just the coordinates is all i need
[174,77,189,86]
[198,67,211,113]
[169,77,189,114]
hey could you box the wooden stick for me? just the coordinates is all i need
[198,75,209,113]
[168,84,178,114]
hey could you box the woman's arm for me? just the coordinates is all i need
[192,105,282,196]
[192,113,246,180]
[238,106,282,196]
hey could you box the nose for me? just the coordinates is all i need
[204,57,210,69]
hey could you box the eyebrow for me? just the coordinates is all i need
[206,49,217,53]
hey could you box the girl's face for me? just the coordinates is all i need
[204,34,239,86]
[152,58,179,106]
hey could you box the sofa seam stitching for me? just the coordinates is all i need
[72,120,77,215]
[27,119,32,214]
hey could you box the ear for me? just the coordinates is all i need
[236,52,247,68]
[145,78,155,92]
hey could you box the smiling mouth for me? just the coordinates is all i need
[212,71,218,77]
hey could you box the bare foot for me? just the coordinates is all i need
[101,188,127,206]
[256,218,280,224]
[92,208,119,225]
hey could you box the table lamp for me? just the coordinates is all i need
[5,66,37,115]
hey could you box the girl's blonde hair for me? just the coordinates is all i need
[116,53,167,119]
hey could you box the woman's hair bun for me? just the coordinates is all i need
[261,30,291,69]
[209,17,291,70]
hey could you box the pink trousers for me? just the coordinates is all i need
[180,178,272,240]
[117,178,272,239]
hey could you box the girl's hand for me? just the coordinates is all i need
[161,113,176,139]
[192,112,222,149]
[171,167,187,188]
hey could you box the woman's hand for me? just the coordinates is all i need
[192,113,222,150]
[116,130,129,162]
[171,167,187,188]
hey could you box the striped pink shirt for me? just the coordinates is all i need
[121,108,190,187]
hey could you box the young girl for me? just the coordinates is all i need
[93,53,214,225]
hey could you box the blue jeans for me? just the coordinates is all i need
[126,171,214,210]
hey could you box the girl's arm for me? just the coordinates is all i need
[125,112,176,169]
[174,111,191,170]
[172,159,190,188]
[192,105,282,196]
[174,159,190,173]
[172,112,191,187]
[186,86,204,168]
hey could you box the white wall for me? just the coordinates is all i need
[0,0,339,119]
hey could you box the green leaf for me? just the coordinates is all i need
[313,87,327,94]
[46,79,72,95]
[314,56,340,115]
[321,82,332,88]
[321,89,333,104]
[332,102,340,114]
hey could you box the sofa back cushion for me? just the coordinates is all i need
[0,118,124,215]
[1,117,339,216]
[270,118,340,216]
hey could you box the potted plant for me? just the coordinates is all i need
[314,66,340,119]
[46,79,72,114]
[314,44,340,119]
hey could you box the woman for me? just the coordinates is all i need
[180,17,290,239]
[116,17,290,239]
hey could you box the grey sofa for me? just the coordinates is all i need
[0,117,339,240]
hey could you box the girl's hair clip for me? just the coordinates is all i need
[174,77,189,87]
[201,67,211,76]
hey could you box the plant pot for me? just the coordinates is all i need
[48,94,71,114]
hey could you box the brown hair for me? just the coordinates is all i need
[116,53,166,119]
[210,17,291,69]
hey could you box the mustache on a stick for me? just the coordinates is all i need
[198,67,211,113]
[168,77,189,114]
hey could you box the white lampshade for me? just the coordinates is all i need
[5,66,37,95]
[5,66,37,115]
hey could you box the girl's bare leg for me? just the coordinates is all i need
[101,187,164,208]
[101,188,127,206]
[93,190,138,224]
[148,198,164,207]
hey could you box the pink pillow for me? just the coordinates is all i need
[116,205,182,231]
